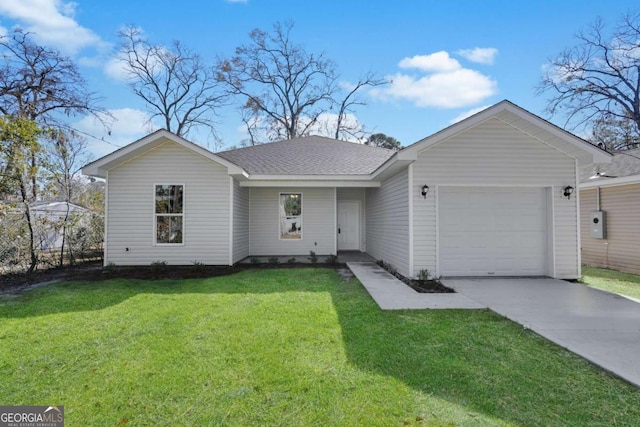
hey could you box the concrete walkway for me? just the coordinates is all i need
[443,277,640,387]
[346,262,485,309]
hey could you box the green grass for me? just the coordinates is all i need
[582,266,640,300]
[1,269,639,426]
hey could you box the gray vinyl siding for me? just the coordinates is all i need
[412,117,578,279]
[249,187,336,256]
[106,141,230,265]
[366,169,410,277]
[232,180,250,263]
[580,185,640,274]
[336,188,366,251]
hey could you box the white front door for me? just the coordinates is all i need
[337,202,360,250]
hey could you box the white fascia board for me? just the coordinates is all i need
[230,171,250,181]
[240,179,380,187]
[501,105,612,164]
[579,174,640,189]
[246,174,374,181]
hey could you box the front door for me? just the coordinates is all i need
[337,202,360,250]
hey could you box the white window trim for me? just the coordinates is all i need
[153,183,186,246]
[278,192,303,241]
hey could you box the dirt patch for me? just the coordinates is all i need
[0,261,103,294]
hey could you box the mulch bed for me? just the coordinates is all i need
[373,262,454,293]
[0,261,348,294]
[403,279,455,293]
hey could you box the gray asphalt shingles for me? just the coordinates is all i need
[216,135,395,175]
[580,148,640,182]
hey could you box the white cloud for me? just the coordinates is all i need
[399,51,461,72]
[449,105,491,124]
[104,57,130,81]
[0,0,104,54]
[376,69,497,109]
[456,47,498,65]
[74,108,158,158]
[373,50,498,109]
[76,55,104,68]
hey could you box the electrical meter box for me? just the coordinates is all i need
[590,211,606,239]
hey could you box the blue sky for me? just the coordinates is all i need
[0,0,637,158]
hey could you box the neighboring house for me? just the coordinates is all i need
[82,100,610,279]
[579,148,640,274]
[30,201,92,250]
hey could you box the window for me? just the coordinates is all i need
[279,193,302,240]
[155,185,184,244]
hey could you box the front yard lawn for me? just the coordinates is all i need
[1,268,639,426]
[582,266,640,300]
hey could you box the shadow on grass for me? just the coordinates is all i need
[1,268,639,425]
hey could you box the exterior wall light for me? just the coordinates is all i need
[421,185,429,199]
[563,185,574,199]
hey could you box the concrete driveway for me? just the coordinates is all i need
[442,277,640,387]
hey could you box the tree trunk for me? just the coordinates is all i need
[19,179,38,273]
[59,203,71,267]
[31,151,37,200]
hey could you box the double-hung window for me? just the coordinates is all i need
[279,193,302,240]
[155,184,184,245]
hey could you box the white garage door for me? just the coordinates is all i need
[439,187,547,276]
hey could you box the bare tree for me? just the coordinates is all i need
[218,22,386,144]
[217,21,339,142]
[538,12,640,139]
[0,29,103,199]
[0,29,101,123]
[117,26,227,138]
[218,21,337,141]
[333,72,387,140]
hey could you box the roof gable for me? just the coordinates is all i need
[82,130,245,178]
[396,100,612,167]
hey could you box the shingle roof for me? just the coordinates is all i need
[216,136,395,175]
[580,148,640,182]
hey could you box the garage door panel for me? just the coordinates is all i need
[439,187,547,276]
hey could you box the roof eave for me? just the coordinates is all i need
[580,174,640,189]
[242,173,375,181]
